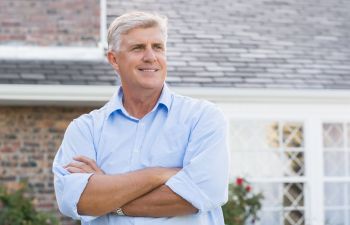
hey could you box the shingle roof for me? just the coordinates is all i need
[1,0,350,89]
[0,59,118,85]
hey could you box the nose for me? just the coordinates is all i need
[142,47,157,63]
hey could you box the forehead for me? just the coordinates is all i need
[120,26,165,46]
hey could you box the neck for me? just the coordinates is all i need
[122,87,163,119]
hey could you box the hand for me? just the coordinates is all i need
[64,155,105,175]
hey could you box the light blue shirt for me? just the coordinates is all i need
[52,84,230,225]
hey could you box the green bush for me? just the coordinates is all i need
[0,183,58,225]
[222,178,264,225]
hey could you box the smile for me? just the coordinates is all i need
[138,69,159,72]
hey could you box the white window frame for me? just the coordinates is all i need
[216,101,350,225]
[321,119,350,225]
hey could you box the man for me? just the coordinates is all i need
[52,11,229,225]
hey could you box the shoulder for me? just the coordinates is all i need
[69,103,109,132]
[170,92,226,126]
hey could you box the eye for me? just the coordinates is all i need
[131,45,143,51]
[154,45,164,51]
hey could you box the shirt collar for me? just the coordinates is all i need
[107,83,172,117]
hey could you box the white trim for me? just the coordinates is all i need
[99,0,108,50]
[0,84,115,106]
[2,85,350,106]
[176,87,350,104]
[306,119,324,225]
[0,46,105,61]
[247,177,308,183]
[324,177,350,182]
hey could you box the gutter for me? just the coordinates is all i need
[1,84,350,106]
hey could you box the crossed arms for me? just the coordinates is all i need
[65,156,197,217]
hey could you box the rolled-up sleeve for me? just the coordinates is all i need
[52,116,98,222]
[165,105,230,213]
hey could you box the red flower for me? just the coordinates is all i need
[246,185,251,192]
[236,177,244,186]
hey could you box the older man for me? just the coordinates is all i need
[53,11,229,225]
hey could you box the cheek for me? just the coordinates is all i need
[158,56,167,67]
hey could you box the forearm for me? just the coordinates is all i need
[122,185,198,217]
[77,168,173,216]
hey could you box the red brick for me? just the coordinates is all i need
[0,0,100,46]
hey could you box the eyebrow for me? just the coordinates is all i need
[130,44,144,48]
[129,42,165,48]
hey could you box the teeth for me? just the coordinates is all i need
[141,69,156,72]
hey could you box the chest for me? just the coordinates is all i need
[96,120,190,174]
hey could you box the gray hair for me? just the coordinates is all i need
[107,11,168,52]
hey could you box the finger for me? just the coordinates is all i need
[65,166,86,174]
[65,162,87,169]
[74,156,99,171]
[72,156,105,174]
[65,162,94,173]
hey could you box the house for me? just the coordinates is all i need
[0,0,349,224]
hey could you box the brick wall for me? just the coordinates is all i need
[0,106,95,225]
[0,0,100,46]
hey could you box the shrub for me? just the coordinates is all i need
[222,177,264,225]
[0,183,58,225]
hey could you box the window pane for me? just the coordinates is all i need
[324,152,346,176]
[284,210,305,225]
[347,123,350,148]
[259,211,281,225]
[254,183,282,208]
[259,211,282,225]
[283,123,304,148]
[323,123,344,148]
[230,121,279,151]
[348,152,350,175]
[348,183,350,205]
[325,210,345,225]
[231,151,286,178]
[231,151,305,178]
[324,183,346,207]
[283,183,304,207]
[283,152,304,176]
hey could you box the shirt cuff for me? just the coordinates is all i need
[60,173,98,222]
[165,169,214,212]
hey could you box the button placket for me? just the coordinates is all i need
[130,120,146,168]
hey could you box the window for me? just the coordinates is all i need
[323,123,350,225]
[217,94,350,225]
[230,120,306,225]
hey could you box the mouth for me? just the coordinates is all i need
[138,67,159,72]
[138,69,159,72]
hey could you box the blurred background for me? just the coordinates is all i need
[0,0,350,224]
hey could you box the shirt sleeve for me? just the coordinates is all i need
[165,104,230,213]
[52,115,98,222]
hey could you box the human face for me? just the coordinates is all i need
[109,26,167,94]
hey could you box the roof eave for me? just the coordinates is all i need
[1,84,350,106]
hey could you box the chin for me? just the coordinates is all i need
[140,80,164,90]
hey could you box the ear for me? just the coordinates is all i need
[107,51,120,72]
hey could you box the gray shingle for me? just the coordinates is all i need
[182,77,213,83]
[20,73,45,80]
[0,74,20,79]
[195,71,225,77]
